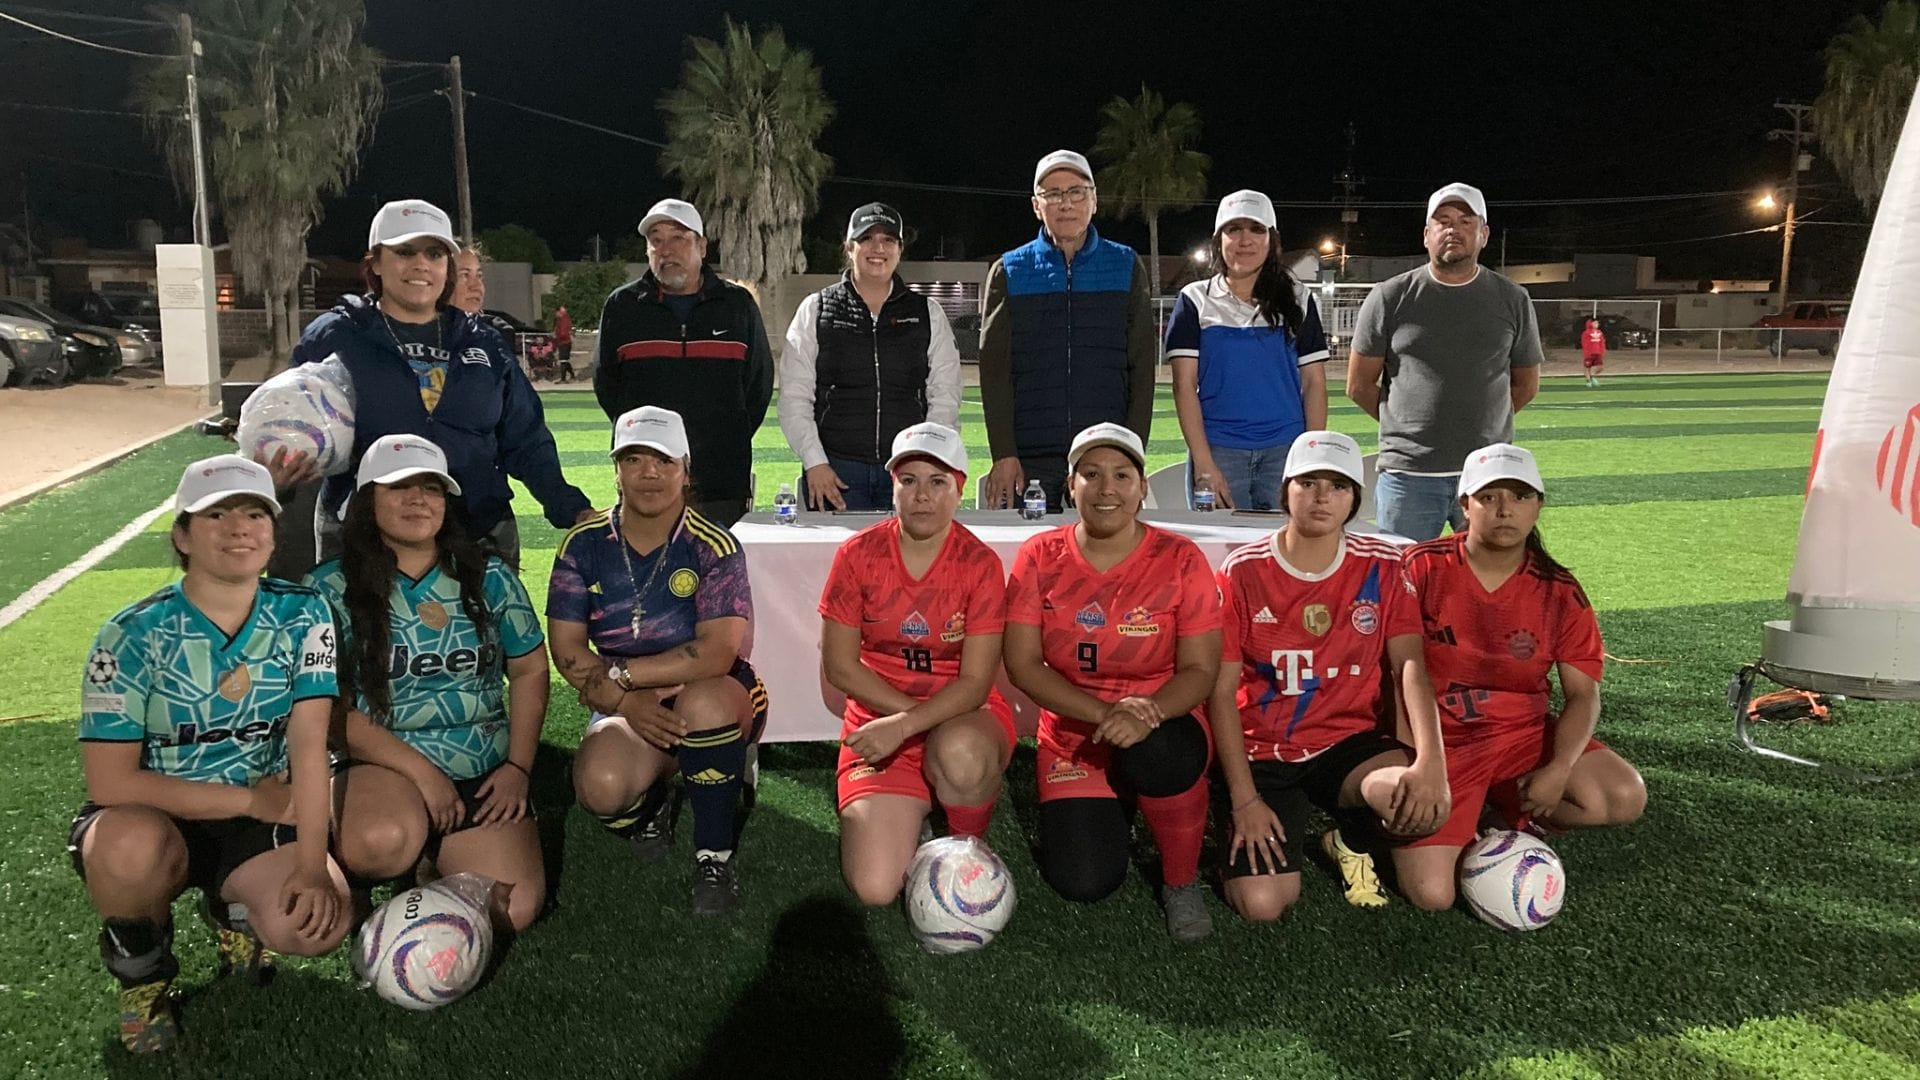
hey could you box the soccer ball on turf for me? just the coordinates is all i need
[236,361,356,477]
[353,875,494,1010]
[903,835,1016,954]
[1458,829,1566,931]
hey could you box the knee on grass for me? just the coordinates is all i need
[1400,874,1457,913]
[1227,877,1300,923]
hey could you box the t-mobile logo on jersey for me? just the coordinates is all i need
[1269,650,1367,696]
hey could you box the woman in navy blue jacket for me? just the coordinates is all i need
[282,200,590,572]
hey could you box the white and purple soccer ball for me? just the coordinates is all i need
[904,835,1016,955]
[236,360,356,477]
[1459,829,1566,931]
[353,874,494,1010]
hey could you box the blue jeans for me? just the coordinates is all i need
[801,455,893,511]
[1373,470,1465,541]
[1190,446,1290,511]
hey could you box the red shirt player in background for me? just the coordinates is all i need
[1396,443,1646,913]
[1004,423,1222,943]
[1581,317,1606,387]
[820,423,1014,909]
[1211,431,1450,922]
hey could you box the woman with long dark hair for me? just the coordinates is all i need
[306,435,550,931]
[1164,190,1329,510]
[1392,443,1646,913]
[71,456,347,1053]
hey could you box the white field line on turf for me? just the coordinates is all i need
[0,499,172,633]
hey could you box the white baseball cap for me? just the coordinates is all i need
[1426,182,1489,223]
[368,199,459,251]
[885,421,969,478]
[355,434,461,495]
[1458,443,1545,497]
[1033,149,1094,190]
[1283,431,1365,486]
[176,454,281,515]
[1067,422,1146,472]
[610,406,690,460]
[637,198,704,238]
[1215,189,1277,232]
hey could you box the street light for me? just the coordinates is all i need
[1190,247,1208,264]
[1754,187,1796,311]
[1319,237,1348,279]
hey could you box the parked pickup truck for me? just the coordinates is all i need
[1757,300,1847,356]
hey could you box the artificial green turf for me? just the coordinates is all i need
[4,373,1919,1079]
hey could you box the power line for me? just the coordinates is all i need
[469,91,668,149]
[0,100,144,119]
[0,10,167,58]
[19,151,169,181]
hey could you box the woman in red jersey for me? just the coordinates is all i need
[820,423,1015,906]
[1210,431,1450,921]
[1004,423,1223,942]
[1395,443,1646,912]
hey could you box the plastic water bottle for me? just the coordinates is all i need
[1021,480,1046,521]
[774,483,798,525]
[1193,473,1216,513]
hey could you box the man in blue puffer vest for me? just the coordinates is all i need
[979,149,1156,512]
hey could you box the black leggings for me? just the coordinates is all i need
[1036,715,1209,903]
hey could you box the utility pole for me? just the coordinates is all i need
[446,55,473,244]
[1333,122,1364,277]
[178,12,212,247]
[1769,101,1813,312]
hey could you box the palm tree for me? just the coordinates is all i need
[1091,86,1210,297]
[658,19,833,306]
[1814,0,1920,209]
[134,0,384,357]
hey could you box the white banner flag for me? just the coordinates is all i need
[1786,82,1920,612]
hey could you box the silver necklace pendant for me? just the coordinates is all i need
[630,608,644,639]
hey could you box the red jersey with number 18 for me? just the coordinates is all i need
[1402,533,1605,738]
[818,519,1007,706]
[1218,531,1421,762]
[1005,524,1221,755]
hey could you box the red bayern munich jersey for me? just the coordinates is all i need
[819,519,1008,703]
[1219,531,1422,762]
[1006,524,1221,751]
[1402,533,1605,735]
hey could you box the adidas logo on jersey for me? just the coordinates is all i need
[1252,606,1278,624]
[685,768,733,784]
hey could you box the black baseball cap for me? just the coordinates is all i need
[846,203,904,242]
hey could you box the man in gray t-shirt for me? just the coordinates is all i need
[1347,182,1543,540]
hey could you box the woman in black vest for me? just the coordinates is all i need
[778,203,963,511]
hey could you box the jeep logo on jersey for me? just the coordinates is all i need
[899,610,931,641]
[388,641,502,680]
[164,712,290,748]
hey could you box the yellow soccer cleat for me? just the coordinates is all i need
[117,978,179,1054]
[1322,828,1389,908]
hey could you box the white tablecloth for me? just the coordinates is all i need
[732,511,1397,742]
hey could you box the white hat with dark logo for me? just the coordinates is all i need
[886,422,968,478]
[637,198,704,238]
[1458,443,1545,496]
[368,199,459,251]
[1426,182,1489,222]
[1283,431,1365,486]
[1033,149,1094,189]
[1215,189,1277,232]
[610,406,690,460]
[355,434,461,495]
[176,454,281,515]
[1067,422,1146,471]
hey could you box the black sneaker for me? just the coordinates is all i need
[628,785,681,864]
[692,850,739,915]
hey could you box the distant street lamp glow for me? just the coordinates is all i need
[1319,238,1337,253]
[1757,192,1778,211]
[1190,247,1207,264]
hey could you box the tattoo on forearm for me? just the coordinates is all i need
[680,643,700,661]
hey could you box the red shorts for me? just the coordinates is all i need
[835,691,1015,811]
[1582,354,1604,369]
[1405,723,1607,848]
[1034,714,1215,803]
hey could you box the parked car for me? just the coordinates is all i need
[59,290,163,358]
[1568,313,1653,350]
[0,297,127,377]
[1757,300,1847,356]
[0,313,67,386]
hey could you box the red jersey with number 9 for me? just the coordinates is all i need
[818,519,1007,704]
[1402,533,1604,737]
[1005,524,1221,755]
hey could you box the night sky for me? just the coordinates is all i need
[0,0,1885,286]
